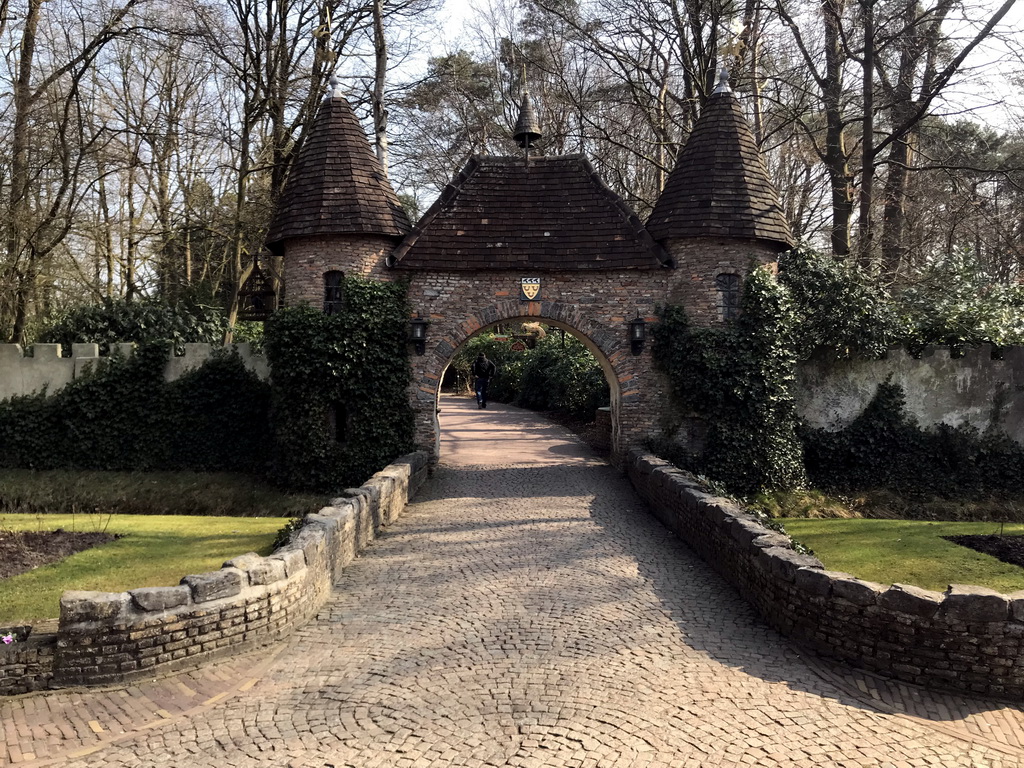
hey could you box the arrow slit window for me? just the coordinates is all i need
[715,273,740,321]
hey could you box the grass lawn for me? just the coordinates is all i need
[784,518,1024,594]
[0,513,289,623]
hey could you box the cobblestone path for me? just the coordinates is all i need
[6,395,1024,767]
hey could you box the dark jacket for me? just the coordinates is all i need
[472,357,496,380]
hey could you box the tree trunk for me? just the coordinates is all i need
[372,0,389,175]
[822,0,852,256]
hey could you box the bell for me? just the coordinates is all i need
[512,90,542,149]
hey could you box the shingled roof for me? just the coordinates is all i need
[266,90,410,254]
[390,155,668,271]
[646,87,793,250]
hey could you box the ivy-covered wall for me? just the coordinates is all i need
[0,345,269,473]
[652,266,806,494]
[0,277,416,493]
[264,277,415,492]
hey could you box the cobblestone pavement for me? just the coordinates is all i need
[5,394,1024,767]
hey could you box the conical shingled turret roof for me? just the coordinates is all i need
[266,89,411,255]
[647,86,792,250]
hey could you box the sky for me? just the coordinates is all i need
[428,0,1024,130]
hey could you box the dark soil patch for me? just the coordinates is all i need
[0,529,118,580]
[945,534,1024,569]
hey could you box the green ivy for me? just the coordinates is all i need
[0,344,268,472]
[652,266,806,494]
[802,379,1024,497]
[778,246,902,360]
[263,277,415,492]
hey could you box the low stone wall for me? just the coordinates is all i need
[0,452,428,696]
[627,450,1024,700]
[0,342,269,401]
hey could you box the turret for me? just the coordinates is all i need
[266,75,411,307]
[648,69,792,324]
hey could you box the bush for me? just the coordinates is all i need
[38,297,227,354]
[448,328,609,421]
[264,278,415,492]
[778,246,902,360]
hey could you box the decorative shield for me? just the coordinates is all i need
[520,277,541,301]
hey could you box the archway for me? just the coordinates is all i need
[406,299,655,466]
[431,317,621,464]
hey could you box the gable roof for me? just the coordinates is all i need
[646,89,793,250]
[390,155,668,271]
[266,93,411,254]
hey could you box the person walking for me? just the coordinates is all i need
[472,352,497,409]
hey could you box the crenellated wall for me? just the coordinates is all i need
[627,450,1024,701]
[0,452,428,696]
[0,343,269,401]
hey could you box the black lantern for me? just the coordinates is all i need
[629,313,646,356]
[409,316,428,355]
[237,258,277,321]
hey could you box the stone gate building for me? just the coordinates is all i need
[266,73,793,462]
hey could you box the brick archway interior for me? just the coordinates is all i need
[411,309,629,463]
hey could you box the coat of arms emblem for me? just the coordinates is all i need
[520,277,541,301]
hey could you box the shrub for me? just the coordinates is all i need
[38,297,227,354]
[653,266,806,494]
[263,277,415,492]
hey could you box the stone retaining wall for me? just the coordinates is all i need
[627,450,1024,701]
[0,452,428,696]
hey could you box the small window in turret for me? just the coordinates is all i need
[715,273,740,321]
[324,271,344,314]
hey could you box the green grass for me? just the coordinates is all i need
[783,518,1024,593]
[0,469,326,517]
[0,513,289,623]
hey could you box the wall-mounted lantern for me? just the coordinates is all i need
[409,316,428,356]
[629,313,646,356]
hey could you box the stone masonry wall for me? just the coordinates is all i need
[0,342,268,402]
[627,450,1024,701]
[282,235,398,305]
[662,237,778,326]
[0,452,428,696]
[797,344,1024,443]
[401,268,672,463]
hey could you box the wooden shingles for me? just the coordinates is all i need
[391,155,668,271]
[266,96,410,253]
[647,91,793,249]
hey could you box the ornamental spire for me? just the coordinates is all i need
[512,66,542,152]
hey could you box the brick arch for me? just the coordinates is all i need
[408,299,655,465]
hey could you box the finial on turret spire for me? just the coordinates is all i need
[325,71,344,100]
[512,65,542,152]
[714,66,731,95]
